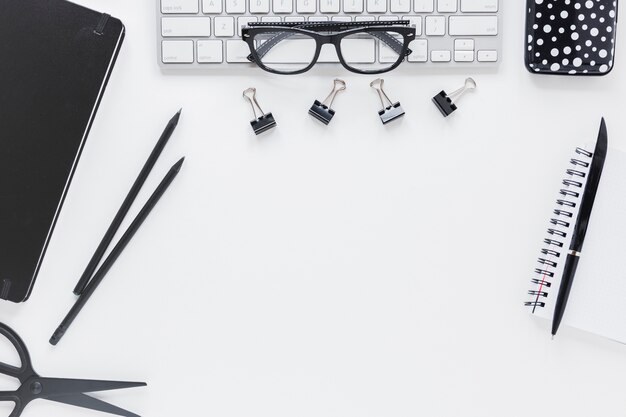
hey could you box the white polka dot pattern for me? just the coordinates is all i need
[526,0,617,75]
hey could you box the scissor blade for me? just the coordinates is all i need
[47,393,141,417]
[38,377,146,397]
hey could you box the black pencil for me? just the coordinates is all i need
[50,157,185,346]
[73,109,182,295]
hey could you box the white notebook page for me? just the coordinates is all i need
[535,149,626,343]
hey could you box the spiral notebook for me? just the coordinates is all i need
[526,145,626,343]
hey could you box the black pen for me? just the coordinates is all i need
[50,157,185,345]
[551,119,608,337]
[73,109,182,295]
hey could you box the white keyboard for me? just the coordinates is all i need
[157,0,501,70]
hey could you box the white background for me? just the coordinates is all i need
[1,1,626,416]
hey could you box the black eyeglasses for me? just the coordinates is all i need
[241,21,416,75]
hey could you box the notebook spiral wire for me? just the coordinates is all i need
[525,147,593,311]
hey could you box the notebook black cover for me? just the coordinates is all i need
[0,0,125,302]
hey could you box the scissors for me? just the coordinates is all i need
[0,323,146,417]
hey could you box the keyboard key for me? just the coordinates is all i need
[262,16,282,21]
[379,15,399,20]
[225,0,246,13]
[343,0,364,12]
[198,40,223,62]
[162,17,211,37]
[402,15,423,36]
[309,16,329,21]
[238,17,258,35]
[408,39,428,62]
[162,0,199,13]
[431,50,451,61]
[296,0,317,13]
[320,0,340,13]
[250,0,271,13]
[273,0,294,12]
[367,0,387,13]
[460,0,498,12]
[226,40,251,62]
[425,16,445,36]
[285,16,306,21]
[454,38,474,50]
[355,15,376,21]
[414,0,434,12]
[202,0,223,13]
[214,16,235,36]
[454,50,474,61]
[162,40,194,63]
[477,49,498,61]
[390,0,411,13]
[437,0,457,12]
[449,15,498,36]
[332,16,352,21]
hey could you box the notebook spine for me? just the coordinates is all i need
[525,147,593,312]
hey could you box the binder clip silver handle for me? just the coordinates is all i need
[309,79,346,125]
[370,78,405,125]
[243,87,266,120]
[243,87,277,135]
[448,77,476,102]
[321,79,346,109]
[370,78,392,109]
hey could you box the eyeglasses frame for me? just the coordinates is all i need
[241,21,416,75]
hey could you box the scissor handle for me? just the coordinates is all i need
[0,323,34,382]
[0,392,25,417]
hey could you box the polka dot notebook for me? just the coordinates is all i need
[525,0,618,75]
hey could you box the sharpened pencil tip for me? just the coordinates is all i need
[171,109,182,126]
[172,157,185,173]
[551,334,555,340]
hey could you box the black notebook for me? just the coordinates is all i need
[0,0,125,303]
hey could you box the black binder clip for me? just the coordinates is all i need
[432,77,477,117]
[243,87,276,135]
[370,78,405,125]
[309,79,346,125]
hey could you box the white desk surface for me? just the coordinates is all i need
[2,1,626,416]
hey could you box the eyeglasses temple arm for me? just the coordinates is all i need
[370,31,410,56]
[248,20,410,30]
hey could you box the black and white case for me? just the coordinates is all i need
[525,0,618,75]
